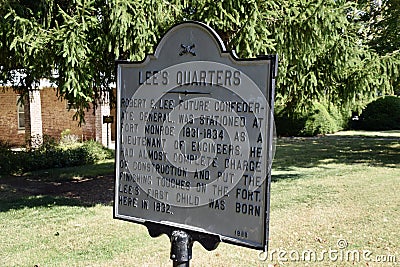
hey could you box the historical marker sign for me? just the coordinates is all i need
[115,22,277,251]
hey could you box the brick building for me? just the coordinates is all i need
[0,85,114,148]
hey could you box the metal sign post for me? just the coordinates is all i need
[145,221,220,266]
[170,230,192,267]
[114,21,277,264]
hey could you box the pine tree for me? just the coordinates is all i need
[1,0,398,122]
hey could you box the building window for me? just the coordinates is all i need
[17,96,25,129]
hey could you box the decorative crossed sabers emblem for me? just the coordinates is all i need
[179,44,196,56]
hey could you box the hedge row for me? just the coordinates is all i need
[355,96,400,131]
[0,139,114,175]
[275,95,400,136]
[274,101,348,136]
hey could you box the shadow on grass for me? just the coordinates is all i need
[0,195,90,212]
[1,136,399,210]
[271,173,302,182]
[272,135,400,172]
[0,162,115,212]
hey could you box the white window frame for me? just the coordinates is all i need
[17,96,25,130]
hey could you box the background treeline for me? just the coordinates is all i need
[1,0,399,135]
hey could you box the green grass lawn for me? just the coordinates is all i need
[1,132,399,266]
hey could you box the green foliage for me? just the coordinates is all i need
[60,129,79,145]
[302,102,342,136]
[0,138,114,175]
[0,140,14,175]
[331,103,351,130]
[1,0,400,125]
[368,0,400,55]
[358,96,400,131]
[274,109,306,137]
[274,0,398,116]
[355,0,400,101]
[192,1,277,57]
[79,140,114,164]
[275,101,346,136]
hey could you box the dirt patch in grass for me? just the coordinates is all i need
[0,173,115,206]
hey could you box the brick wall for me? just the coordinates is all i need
[40,88,97,141]
[0,88,101,147]
[0,88,25,146]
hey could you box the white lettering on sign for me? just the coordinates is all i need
[176,70,241,86]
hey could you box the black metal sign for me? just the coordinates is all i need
[115,21,277,253]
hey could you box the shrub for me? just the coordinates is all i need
[0,140,14,175]
[2,139,114,175]
[274,110,306,136]
[358,96,400,130]
[275,102,346,136]
[60,129,80,145]
[302,102,341,136]
[79,140,114,164]
[329,103,349,130]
